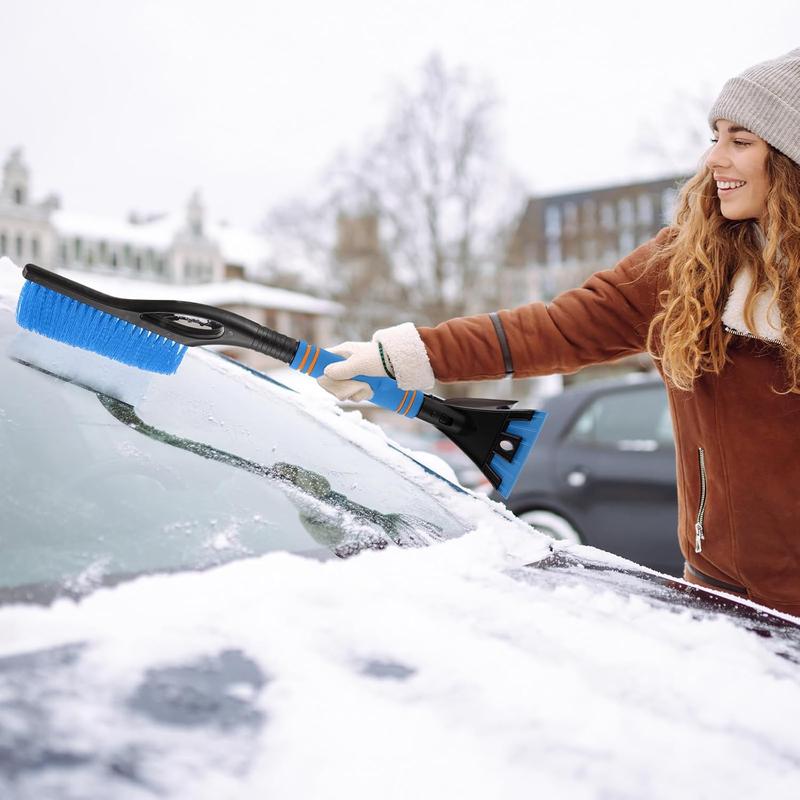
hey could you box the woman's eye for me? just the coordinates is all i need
[709,137,751,147]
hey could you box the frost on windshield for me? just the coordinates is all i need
[101,397,444,560]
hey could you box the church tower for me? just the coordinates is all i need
[2,148,30,206]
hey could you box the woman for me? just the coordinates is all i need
[318,47,800,615]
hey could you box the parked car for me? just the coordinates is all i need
[495,374,682,576]
[2,264,800,799]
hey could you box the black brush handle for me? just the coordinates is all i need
[23,263,300,361]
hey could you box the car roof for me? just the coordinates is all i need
[544,372,664,406]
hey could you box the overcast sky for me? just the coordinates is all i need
[1,0,797,230]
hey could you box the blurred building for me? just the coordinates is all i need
[503,175,689,306]
[0,148,342,370]
[453,174,689,401]
[333,212,409,339]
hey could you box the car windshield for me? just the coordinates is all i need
[0,303,472,599]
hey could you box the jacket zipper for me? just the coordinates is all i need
[723,323,784,346]
[695,447,707,553]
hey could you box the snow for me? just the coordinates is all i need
[52,209,177,248]
[0,256,24,303]
[3,254,800,798]
[53,267,341,316]
[208,221,272,274]
[1,531,800,799]
[52,209,315,278]
[1,252,340,320]
[179,277,342,315]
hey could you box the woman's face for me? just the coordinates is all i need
[705,119,770,222]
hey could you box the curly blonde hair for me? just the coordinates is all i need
[646,146,800,392]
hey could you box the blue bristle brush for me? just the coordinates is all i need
[15,263,547,498]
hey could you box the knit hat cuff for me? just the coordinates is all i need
[708,76,800,164]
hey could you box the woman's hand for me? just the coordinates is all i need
[317,341,390,402]
[317,322,436,403]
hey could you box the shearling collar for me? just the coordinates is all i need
[721,265,785,345]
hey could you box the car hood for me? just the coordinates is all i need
[1,533,799,799]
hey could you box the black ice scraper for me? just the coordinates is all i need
[15,263,547,497]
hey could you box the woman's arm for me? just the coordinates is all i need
[416,227,673,383]
[317,227,674,397]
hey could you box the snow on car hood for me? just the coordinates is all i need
[1,530,800,800]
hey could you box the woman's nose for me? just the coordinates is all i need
[705,141,730,171]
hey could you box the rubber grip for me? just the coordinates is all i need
[290,341,424,418]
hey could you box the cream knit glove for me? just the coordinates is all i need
[318,322,436,402]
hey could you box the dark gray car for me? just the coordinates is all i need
[496,375,681,576]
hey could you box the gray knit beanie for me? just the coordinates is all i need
[708,47,800,166]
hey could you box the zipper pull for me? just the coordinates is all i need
[695,522,704,553]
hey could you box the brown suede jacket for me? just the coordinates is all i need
[418,226,800,616]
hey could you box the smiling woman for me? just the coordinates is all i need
[315,47,800,615]
[707,120,771,221]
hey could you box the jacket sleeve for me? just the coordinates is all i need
[417,227,673,383]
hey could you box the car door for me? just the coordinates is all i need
[553,382,680,574]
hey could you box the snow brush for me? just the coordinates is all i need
[15,263,547,497]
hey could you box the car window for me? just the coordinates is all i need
[0,307,471,596]
[565,385,673,450]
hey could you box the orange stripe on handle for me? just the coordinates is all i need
[305,347,321,375]
[297,343,312,373]
[400,390,416,416]
[395,390,409,413]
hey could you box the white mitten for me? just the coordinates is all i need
[318,323,436,402]
[317,342,387,402]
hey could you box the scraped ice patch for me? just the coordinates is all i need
[200,348,516,514]
[394,448,459,483]
[7,328,157,406]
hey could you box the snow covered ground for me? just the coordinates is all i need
[2,255,800,798]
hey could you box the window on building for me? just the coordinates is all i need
[618,229,635,256]
[293,313,316,343]
[16,235,24,260]
[31,237,39,260]
[134,254,142,271]
[87,250,95,266]
[581,199,596,230]
[74,238,82,260]
[617,198,634,227]
[582,238,597,261]
[544,205,561,237]
[546,239,562,267]
[123,245,132,266]
[156,258,165,274]
[99,241,108,262]
[60,242,67,263]
[0,232,6,255]
[111,251,118,267]
[563,202,578,233]
[661,188,677,224]
[601,202,615,231]
[13,187,24,205]
[637,194,654,225]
